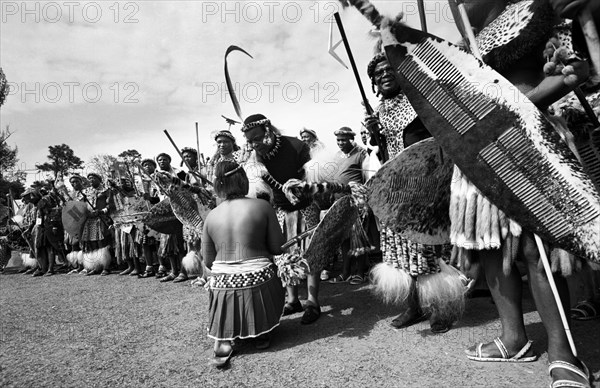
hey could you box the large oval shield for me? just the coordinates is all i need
[304,195,358,272]
[383,24,600,263]
[142,199,182,235]
[61,201,89,243]
[368,138,452,245]
[169,187,215,231]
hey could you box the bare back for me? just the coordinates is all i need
[202,197,284,267]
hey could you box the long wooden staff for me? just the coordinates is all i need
[281,226,318,250]
[534,235,578,356]
[333,11,388,162]
[195,122,205,167]
[454,0,482,59]
[163,129,213,186]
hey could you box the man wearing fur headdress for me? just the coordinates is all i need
[242,113,323,324]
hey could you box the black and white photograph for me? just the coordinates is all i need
[1,0,599,386]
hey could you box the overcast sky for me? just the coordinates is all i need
[0,0,459,183]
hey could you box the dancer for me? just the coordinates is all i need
[202,160,285,367]
[366,53,465,333]
[241,113,323,324]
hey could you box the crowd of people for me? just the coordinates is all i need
[1,0,600,385]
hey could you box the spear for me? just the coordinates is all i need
[163,129,213,186]
[417,0,427,33]
[195,122,205,169]
[333,11,388,162]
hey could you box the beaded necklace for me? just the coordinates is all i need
[262,134,282,161]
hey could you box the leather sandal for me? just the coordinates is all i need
[549,360,591,388]
[466,338,537,362]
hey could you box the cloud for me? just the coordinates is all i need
[1,0,461,184]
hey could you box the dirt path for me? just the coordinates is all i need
[1,266,599,388]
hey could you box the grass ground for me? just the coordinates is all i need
[1,261,599,388]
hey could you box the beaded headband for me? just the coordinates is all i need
[141,158,156,167]
[181,147,197,155]
[242,118,270,132]
[214,130,237,143]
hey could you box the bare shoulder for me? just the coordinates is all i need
[204,205,220,224]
